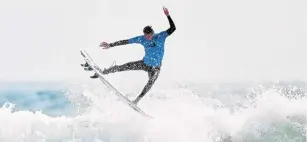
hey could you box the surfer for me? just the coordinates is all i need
[91,6,176,104]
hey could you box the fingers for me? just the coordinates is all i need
[163,6,168,11]
[100,42,107,46]
[102,46,109,49]
[163,6,169,15]
[99,42,110,49]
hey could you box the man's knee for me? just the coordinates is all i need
[148,73,159,86]
[103,65,118,74]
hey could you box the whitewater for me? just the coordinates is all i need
[0,80,306,142]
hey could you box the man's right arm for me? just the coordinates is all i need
[109,40,129,47]
[110,36,142,47]
[102,36,141,48]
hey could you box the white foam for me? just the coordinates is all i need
[0,84,306,141]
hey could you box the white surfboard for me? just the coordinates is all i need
[80,49,152,118]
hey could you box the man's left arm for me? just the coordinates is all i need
[164,7,176,36]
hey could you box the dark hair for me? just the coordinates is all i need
[143,26,154,34]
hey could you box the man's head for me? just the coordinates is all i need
[143,26,154,40]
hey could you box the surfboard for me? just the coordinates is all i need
[80,49,153,118]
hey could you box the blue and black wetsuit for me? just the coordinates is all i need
[101,15,176,103]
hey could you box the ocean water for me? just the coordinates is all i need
[0,80,306,142]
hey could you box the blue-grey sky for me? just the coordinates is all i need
[0,0,306,83]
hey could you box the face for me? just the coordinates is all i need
[144,33,154,40]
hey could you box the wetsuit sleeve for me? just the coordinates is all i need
[109,40,129,47]
[166,15,176,36]
[108,36,142,47]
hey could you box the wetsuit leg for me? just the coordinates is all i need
[133,66,161,104]
[102,60,147,74]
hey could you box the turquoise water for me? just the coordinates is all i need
[0,81,306,142]
[0,90,71,116]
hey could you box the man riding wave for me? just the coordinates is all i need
[90,7,176,104]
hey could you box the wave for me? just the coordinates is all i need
[0,81,305,142]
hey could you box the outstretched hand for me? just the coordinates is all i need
[99,42,110,49]
[163,6,169,16]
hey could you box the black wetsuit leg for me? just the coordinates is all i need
[133,66,161,103]
[102,60,161,104]
[102,60,147,74]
